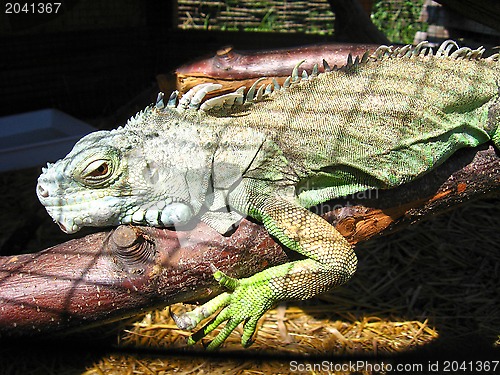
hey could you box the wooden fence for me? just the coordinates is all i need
[177,0,336,34]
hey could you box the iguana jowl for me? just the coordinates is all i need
[36,41,500,349]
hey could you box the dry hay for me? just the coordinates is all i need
[116,307,437,356]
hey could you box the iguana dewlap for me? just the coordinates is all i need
[36,41,500,349]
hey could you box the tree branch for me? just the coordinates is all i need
[171,43,379,98]
[1,144,498,337]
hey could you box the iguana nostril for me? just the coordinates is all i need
[37,183,49,198]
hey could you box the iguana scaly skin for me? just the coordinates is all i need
[37,41,500,349]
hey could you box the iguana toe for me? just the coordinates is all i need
[170,309,198,331]
[172,292,232,331]
[176,271,277,349]
[212,267,239,290]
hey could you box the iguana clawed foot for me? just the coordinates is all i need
[171,266,276,350]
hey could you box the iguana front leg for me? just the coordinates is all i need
[172,195,357,349]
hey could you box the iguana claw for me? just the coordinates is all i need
[172,267,276,349]
[170,307,197,331]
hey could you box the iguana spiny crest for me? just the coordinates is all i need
[37,40,500,349]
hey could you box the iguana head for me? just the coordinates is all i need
[36,108,218,234]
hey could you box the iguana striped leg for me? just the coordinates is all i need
[172,196,357,349]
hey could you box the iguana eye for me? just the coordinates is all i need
[89,162,108,177]
[81,159,112,182]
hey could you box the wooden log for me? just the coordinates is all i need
[0,222,287,337]
[0,144,498,337]
[172,43,379,96]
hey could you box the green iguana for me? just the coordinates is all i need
[36,41,500,349]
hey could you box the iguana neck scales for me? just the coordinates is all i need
[36,41,499,349]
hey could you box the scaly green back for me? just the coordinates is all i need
[215,43,500,206]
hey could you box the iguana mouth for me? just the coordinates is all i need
[46,208,88,234]
[47,198,194,234]
[56,221,71,234]
[49,216,82,234]
[57,221,67,232]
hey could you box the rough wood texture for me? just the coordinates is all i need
[172,43,379,96]
[326,145,500,244]
[0,222,286,337]
[1,144,498,338]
